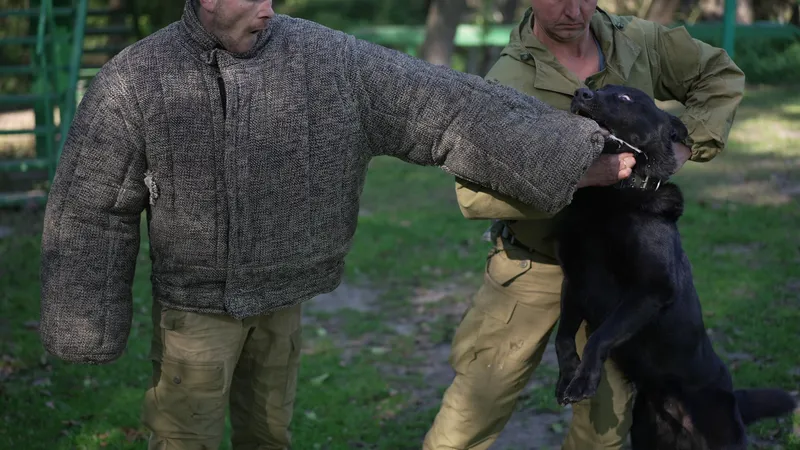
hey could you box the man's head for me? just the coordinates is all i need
[196,0,274,53]
[530,0,597,43]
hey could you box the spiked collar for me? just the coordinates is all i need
[615,172,663,190]
[606,134,664,191]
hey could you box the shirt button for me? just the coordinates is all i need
[173,376,182,384]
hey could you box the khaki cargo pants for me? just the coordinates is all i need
[424,238,633,449]
[141,299,302,450]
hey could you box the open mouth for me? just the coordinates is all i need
[571,106,608,130]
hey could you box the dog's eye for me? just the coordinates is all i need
[618,94,632,102]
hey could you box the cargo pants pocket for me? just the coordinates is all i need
[469,246,563,364]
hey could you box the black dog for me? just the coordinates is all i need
[553,85,796,450]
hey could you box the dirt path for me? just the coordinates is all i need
[303,282,578,450]
[303,279,799,449]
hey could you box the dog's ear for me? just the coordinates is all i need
[667,112,689,143]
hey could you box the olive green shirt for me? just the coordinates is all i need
[456,7,745,261]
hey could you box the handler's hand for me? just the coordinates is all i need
[577,152,636,188]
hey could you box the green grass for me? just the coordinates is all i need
[2,85,799,449]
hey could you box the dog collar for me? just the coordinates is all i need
[615,172,663,191]
[606,133,663,191]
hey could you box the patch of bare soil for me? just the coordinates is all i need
[303,281,577,450]
[304,280,799,449]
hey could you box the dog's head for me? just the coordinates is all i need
[570,85,688,182]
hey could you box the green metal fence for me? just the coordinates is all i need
[0,0,142,207]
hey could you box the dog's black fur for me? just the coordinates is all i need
[553,85,797,450]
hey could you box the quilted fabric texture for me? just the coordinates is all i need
[39,0,605,364]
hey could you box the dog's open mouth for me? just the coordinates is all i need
[570,103,646,157]
[570,104,609,131]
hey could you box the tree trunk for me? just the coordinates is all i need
[698,0,724,21]
[736,0,754,23]
[420,0,468,66]
[109,0,126,48]
[645,0,681,24]
[477,0,519,76]
[791,1,799,26]
[497,0,519,21]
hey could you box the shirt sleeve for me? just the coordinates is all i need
[650,23,746,162]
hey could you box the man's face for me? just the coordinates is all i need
[203,0,274,53]
[530,0,597,42]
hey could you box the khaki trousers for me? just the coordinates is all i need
[141,300,302,450]
[424,239,633,449]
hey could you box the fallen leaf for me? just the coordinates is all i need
[45,401,55,409]
[551,422,565,434]
[121,427,147,442]
[725,352,754,362]
[0,355,20,378]
[310,373,330,386]
[32,377,51,387]
[304,410,318,421]
[370,347,389,356]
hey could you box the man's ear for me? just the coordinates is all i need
[668,112,689,142]
[197,0,217,13]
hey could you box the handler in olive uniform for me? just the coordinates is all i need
[424,2,745,449]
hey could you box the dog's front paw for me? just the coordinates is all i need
[560,364,602,404]
[556,371,575,405]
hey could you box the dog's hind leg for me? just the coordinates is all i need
[561,291,667,404]
[555,277,584,405]
[630,394,706,450]
[683,388,749,450]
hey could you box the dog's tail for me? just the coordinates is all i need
[734,388,797,425]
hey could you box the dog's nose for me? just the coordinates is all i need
[575,88,594,101]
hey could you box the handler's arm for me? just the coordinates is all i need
[650,23,746,162]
